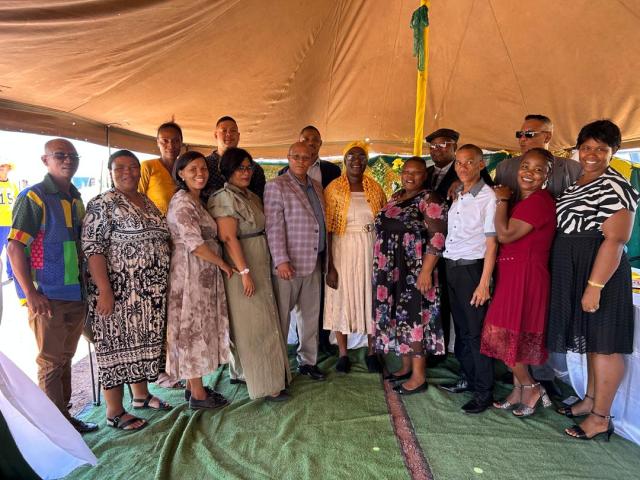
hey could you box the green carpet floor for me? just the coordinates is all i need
[403,357,640,480]
[65,348,408,480]
[65,351,640,480]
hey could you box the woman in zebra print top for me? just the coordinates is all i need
[548,120,639,441]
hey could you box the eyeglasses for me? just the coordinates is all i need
[47,152,80,161]
[515,131,549,139]
[236,165,255,172]
[428,141,455,150]
[346,153,367,161]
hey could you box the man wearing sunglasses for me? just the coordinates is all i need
[495,114,581,198]
[495,115,581,398]
[7,139,98,434]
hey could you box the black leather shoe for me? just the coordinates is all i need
[298,364,326,381]
[335,356,351,374]
[438,378,470,393]
[69,417,99,434]
[393,381,429,395]
[462,396,494,414]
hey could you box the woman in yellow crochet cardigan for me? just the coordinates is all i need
[323,141,387,374]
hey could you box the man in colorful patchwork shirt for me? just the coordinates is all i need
[7,138,98,433]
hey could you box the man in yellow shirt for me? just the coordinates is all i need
[138,122,183,215]
[0,161,19,281]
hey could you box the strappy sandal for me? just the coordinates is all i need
[106,411,148,431]
[513,383,552,417]
[565,410,615,441]
[556,393,593,418]
[493,385,522,410]
[132,393,172,411]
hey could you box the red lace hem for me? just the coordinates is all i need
[480,324,548,367]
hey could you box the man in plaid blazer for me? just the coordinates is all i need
[264,142,327,381]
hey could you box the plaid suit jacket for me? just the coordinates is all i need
[264,170,325,277]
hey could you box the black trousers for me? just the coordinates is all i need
[434,257,463,361]
[318,280,332,351]
[445,259,494,399]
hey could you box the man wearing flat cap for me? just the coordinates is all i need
[423,128,493,374]
[425,128,493,202]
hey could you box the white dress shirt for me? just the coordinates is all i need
[444,180,496,261]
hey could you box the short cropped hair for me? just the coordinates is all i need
[157,121,183,141]
[107,149,139,170]
[220,147,254,180]
[524,114,552,126]
[216,116,237,127]
[299,125,321,136]
[457,144,484,161]
[576,119,621,152]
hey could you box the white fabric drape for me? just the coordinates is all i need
[0,352,97,479]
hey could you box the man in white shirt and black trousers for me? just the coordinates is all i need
[438,144,498,414]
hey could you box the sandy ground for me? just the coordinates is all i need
[0,279,95,417]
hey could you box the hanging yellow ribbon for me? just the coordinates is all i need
[411,1,430,156]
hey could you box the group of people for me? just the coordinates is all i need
[6,113,638,444]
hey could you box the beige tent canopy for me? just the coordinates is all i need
[1,0,640,157]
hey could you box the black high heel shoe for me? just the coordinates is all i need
[565,410,615,441]
[557,393,593,418]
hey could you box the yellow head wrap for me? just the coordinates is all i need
[342,140,370,158]
[325,141,386,235]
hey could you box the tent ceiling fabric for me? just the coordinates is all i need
[1,0,640,157]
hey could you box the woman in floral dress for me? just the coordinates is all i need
[374,156,447,395]
[166,151,233,410]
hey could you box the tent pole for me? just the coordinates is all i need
[413,0,430,156]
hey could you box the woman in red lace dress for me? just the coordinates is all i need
[480,148,557,417]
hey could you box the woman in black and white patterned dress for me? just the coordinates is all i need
[83,150,172,431]
[548,120,639,441]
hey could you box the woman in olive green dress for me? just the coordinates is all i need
[208,148,291,401]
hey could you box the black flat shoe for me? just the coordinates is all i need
[365,355,382,373]
[335,355,351,374]
[393,381,428,395]
[384,371,412,381]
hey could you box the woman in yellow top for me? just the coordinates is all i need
[324,141,387,374]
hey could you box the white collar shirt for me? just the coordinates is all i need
[307,159,322,185]
[444,179,497,261]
